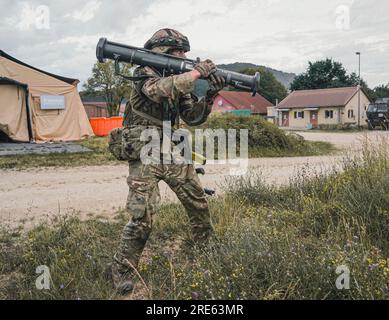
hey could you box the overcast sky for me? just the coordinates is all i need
[1,0,388,89]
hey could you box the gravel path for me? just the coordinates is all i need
[0,142,91,156]
[1,131,388,226]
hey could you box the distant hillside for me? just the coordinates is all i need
[217,62,296,89]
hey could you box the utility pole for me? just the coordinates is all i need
[356,52,361,127]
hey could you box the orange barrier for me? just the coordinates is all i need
[90,116,123,137]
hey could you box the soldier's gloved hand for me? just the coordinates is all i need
[206,73,226,99]
[194,59,217,78]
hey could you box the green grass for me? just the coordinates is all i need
[313,124,367,132]
[0,213,127,299]
[0,142,387,300]
[248,140,335,157]
[0,116,336,170]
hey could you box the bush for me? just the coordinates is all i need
[225,142,389,249]
[194,113,335,157]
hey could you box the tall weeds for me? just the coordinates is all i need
[0,143,387,300]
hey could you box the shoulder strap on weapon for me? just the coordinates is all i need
[118,74,153,81]
[131,107,164,126]
[127,65,162,82]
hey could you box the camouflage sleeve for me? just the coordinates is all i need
[179,93,214,126]
[140,67,196,103]
[122,101,132,127]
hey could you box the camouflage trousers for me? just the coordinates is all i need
[113,161,214,275]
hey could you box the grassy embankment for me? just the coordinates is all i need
[0,114,335,170]
[0,141,387,300]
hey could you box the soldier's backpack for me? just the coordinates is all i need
[108,126,149,161]
[108,128,126,161]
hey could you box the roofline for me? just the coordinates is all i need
[217,93,239,111]
[287,86,359,94]
[344,86,373,105]
[0,50,79,86]
[218,90,273,108]
[278,86,372,108]
[278,105,344,109]
[0,76,28,87]
[280,86,358,105]
[343,87,359,106]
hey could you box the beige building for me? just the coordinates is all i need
[277,87,371,129]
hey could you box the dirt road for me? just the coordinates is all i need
[1,131,387,226]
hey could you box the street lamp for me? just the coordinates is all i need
[356,52,361,127]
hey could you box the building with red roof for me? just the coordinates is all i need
[213,90,273,116]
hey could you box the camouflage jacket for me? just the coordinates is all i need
[123,66,213,128]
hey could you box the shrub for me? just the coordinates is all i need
[225,142,389,250]
[193,113,334,157]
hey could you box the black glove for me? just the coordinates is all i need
[206,73,226,99]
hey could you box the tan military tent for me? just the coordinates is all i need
[0,50,94,142]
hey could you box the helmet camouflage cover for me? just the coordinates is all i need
[144,28,190,53]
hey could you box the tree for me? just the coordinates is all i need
[83,61,133,117]
[240,67,288,104]
[290,58,366,90]
[373,85,389,100]
[348,71,376,100]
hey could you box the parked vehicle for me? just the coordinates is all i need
[366,102,389,130]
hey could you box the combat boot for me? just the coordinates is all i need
[106,262,135,295]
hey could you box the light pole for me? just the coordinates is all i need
[356,52,361,127]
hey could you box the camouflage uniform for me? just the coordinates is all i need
[112,29,223,292]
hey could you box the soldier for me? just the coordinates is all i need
[110,28,225,294]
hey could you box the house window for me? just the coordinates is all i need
[325,110,334,119]
[294,111,304,119]
[348,110,354,118]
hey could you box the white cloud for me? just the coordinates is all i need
[65,0,102,23]
[1,0,388,88]
[122,0,350,70]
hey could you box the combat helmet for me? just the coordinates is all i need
[144,28,190,54]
